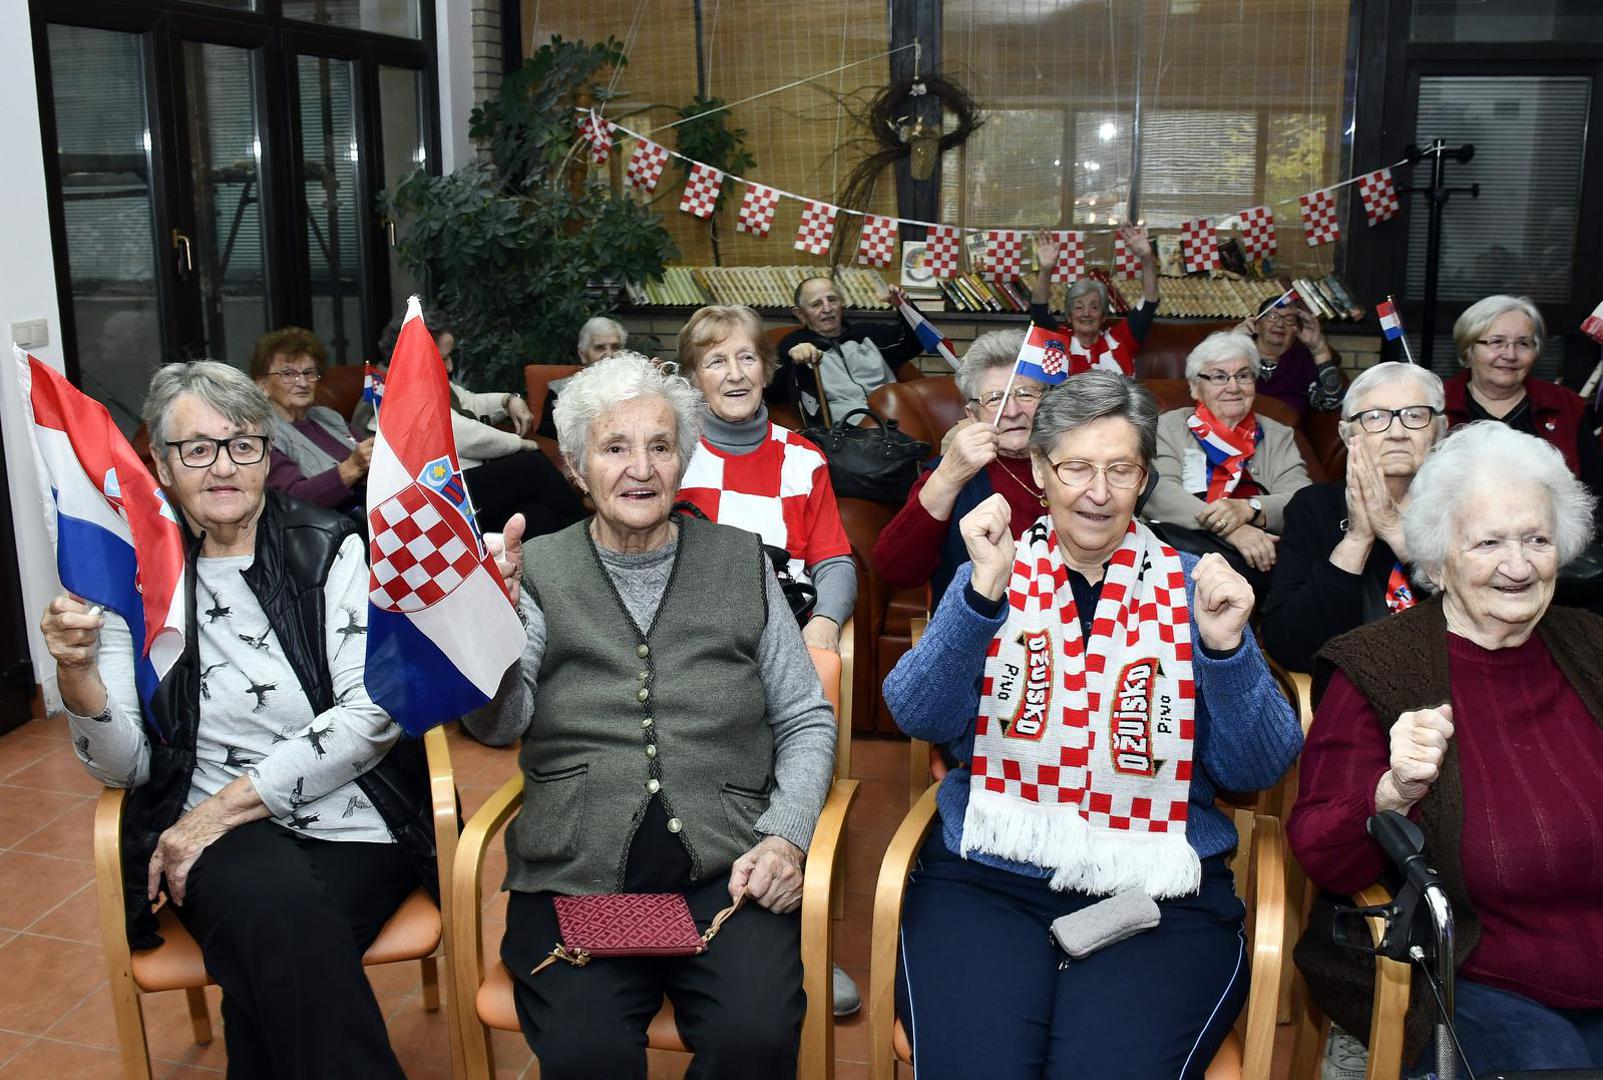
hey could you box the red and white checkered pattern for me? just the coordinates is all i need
[1238,205,1276,260]
[1358,167,1400,226]
[735,183,780,237]
[368,484,482,614]
[1113,232,1142,276]
[580,111,612,166]
[985,230,1026,281]
[1178,218,1221,273]
[678,163,724,219]
[793,202,838,256]
[922,225,962,278]
[1299,188,1341,247]
[857,215,899,268]
[625,138,670,193]
[1048,230,1086,284]
[677,424,851,582]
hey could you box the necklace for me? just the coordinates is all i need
[993,457,1046,507]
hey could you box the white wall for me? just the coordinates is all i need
[0,2,67,698]
[436,0,476,172]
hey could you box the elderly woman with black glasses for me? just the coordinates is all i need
[1444,294,1603,490]
[885,370,1301,1078]
[40,360,431,1077]
[1262,362,1448,673]
[874,330,1048,603]
[1143,332,1312,584]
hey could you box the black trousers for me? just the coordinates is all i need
[172,818,420,1080]
[463,449,585,536]
[499,798,806,1080]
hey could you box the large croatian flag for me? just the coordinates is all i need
[364,298,525,735]
[16,347,186,729]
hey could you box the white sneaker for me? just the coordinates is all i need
[832,964,861,1017]
[1323,1025,1368,1080]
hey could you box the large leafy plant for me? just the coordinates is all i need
[386,36,677,389]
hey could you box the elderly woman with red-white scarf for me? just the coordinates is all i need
[883,371,1302,1079]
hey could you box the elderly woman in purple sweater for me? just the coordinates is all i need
[1238,296,1344,422]
[255,327,371,517]
[883,371,1301,1079]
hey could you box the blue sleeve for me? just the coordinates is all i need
[882,562,1004,743]
[1179,552,1304,792]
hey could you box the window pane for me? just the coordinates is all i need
[283,0,419,39]
[1138,110,1256,228]
[1412,0,1603,43]
[1404,77,1589,305]
[1073,111,1132,227]
[47,24,164,435]
[938,110,1066,229]
[378,66,426,322]
[296,55,364,363]
[183,42,269,369]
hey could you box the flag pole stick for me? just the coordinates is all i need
[991,323,1030,429]
[1387,294,1418,365]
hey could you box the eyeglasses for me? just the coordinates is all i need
[269,367,322,384]
[1196,369,1257,387]
[1044,457,1148,490]
[1350,405,1442,433]
[172,435,269,469]
[1474,337,1539,355]
[971,386,1045,411]
[1256,311,1292,327]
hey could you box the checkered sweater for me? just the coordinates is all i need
[884,557,1302,878]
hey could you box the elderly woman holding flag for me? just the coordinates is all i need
[884,370,1301,1078]
[1028,224,1160,375]
[467,352,838,1079]
[38,358,433,1078]
[1144,331,1311,586]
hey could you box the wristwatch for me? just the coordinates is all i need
[1248,497,1264,526]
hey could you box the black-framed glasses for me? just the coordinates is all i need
[172,435,269,469]
[1196,369,1256,387]
[269,367,322,384]
[970,386,1045,411]
[1045,457,1147,490]
[1350,406,1441,434]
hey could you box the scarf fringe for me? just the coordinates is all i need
[962,787,1202,899]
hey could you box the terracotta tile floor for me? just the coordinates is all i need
[0,716,1299,1079]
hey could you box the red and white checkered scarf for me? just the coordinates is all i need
[963,514,1202,898]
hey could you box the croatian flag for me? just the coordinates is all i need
[1582,299,1603,344]
[1014,323,1075,386]
[1377,299,1406,341]
[364,298,526,735]
[362,362,386,412]
[895,297,960,370]
[16,348,186,729]
[1270,285,1303,312]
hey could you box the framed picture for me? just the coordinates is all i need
[899,241,943,297]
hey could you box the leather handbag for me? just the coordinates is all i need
[530,893,744,974]
[802,407,930,505]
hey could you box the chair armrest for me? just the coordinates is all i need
[422,727,458,894]
[1352,882,1412,1080]
[1241,813,1287,1080]
[94,787,132,967]
[836,617,854,782]
[1290,671,1314,735]
[447,774,525,1041]
[869,784,941,1080]
[799,778,859,1080]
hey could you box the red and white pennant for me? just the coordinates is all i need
[924,225,963,278]
[1048,230,1086,283]
[985,230,1026,281]
[678,163,724,219]
[1179,219,1221,273]
[626,138,670,193]
[580,112,611,166]
[736,183,780,237]
[1238,205,1276,260]
[857,215,899,268]
[1300,189,1340,247]
[1113,232,1142,276]
[794,202,838,256]
[1358,168,1400,225]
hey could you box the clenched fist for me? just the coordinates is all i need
[1376,704,1454,813]
[1191,553,1254,653]
[960,493,1016,601]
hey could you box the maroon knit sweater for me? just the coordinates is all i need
[1291,632,1603,1008]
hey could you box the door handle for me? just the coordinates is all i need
[171,228,194,279]
[383,217,397,247]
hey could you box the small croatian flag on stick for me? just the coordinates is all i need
[363,362,385,413]
[895,297,959,370]
[988,324,1072,430]
[1379,295,1416,364]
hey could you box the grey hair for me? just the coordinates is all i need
[1339,361,1448,442]
[1403,421,1595,587]
[955,329,1027,401]
[553,352,703,480]
[578,316,628,353]
[1184,331,1261,381]
[1064,278,1109,313]
[1028,369,1160,467]
[142,361,273,457]
[1452,295,1544,367]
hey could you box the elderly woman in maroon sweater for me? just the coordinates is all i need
[1289,421,1603,1075]
[254,327,371,517]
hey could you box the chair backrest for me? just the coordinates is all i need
[314,363,366,418]
[523,363,582,431]
[1132,320,1238,380]
[869,376,968,457]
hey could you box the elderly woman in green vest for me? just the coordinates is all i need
[465,353,837,1080]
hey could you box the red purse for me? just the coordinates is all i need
[531,893,745,975]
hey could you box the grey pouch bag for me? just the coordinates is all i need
[1049,889,1161,964]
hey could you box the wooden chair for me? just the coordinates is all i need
[449,647,860,1080]
[93,726,460,1080]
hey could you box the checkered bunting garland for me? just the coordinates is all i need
[1358,168,1400,225]
[626,138,670,193]
[1299,188,1341,247]
[735,183,780,237]
[1238,205,1276,260]
[985,230,1026,281]
[924,225,963,278]
[678,163,725,219]
[1178,219,1221,273]
[1113,232,1142,276]
[580,112,612,166]
[794,202,839,255]
[857,215,899,268]
[1049,230,1086,284]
